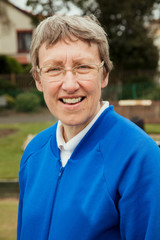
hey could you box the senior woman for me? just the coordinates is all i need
[17,15,160,240]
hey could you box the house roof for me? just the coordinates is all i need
[2,0,33,18]
[13,53,31,65]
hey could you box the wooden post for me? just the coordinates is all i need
[10,73,16,85]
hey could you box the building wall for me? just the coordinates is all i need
[112,101,160,123]
[0,1,33,55]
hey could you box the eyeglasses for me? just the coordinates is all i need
[36,61,104,82]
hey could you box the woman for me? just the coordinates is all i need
[17,15,160,240]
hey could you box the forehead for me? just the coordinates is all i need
[38,39,100,65]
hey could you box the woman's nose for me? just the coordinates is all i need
[61,70,79,93]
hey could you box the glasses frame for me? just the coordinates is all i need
[36,61,104,81]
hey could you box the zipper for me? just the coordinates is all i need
[59,165,64,177]
[47,161,65,239]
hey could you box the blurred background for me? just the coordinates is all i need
[0,0,160,239]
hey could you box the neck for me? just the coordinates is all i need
[62,101,103,142]
[62,123,88,143]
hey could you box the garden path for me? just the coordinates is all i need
[0,108,56,124]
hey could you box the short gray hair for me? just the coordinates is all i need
[30,14,113,74]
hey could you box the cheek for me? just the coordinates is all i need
[42,82,61,96]
[41,83,60,108]
[81,79,102,93]
[90,80,102,98]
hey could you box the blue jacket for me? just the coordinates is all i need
[17,106,160,239]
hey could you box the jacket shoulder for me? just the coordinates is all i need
[20,122,57,168]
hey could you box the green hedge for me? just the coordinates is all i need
[15,92,41,112]
[0,55,23,74]
[0,78,20,97]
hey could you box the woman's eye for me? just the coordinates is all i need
[76,65,93,72]
[48,67,61,72]
[79,65,90,69]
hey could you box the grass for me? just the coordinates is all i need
[145,123,160,134]
[0,122,159,180]
[0,122,53,179]
[0,198,18,240]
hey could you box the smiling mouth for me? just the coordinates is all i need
[60,97,85,104]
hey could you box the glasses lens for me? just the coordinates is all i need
[42,66,63,81]
[75,64,97,80]
[40,63,100,81]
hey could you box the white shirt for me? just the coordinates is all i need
[56,101,109,167]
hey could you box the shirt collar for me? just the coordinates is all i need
[56,101,109,152]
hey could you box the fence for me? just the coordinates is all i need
[103,82,160,101]
[0,73,35,89]
[0,73,160,101]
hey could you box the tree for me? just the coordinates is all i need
[66,0,159,83]
[26,0,69,24]
[26,0,160,84]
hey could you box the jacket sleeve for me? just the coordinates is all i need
[118,139,160,240]
[17,123,57,239]
[17,191,23,240]
[17,150,29,240]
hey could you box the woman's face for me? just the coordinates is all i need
[36,39,108,136]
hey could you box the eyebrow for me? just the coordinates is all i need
[43,60,63,66]
[43,57,95,67]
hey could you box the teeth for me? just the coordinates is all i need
[62,97,82,104]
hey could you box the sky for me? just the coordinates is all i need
[9,0,82,15]
[9,0,160,19]
[10,0,31,11]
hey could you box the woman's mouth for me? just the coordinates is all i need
[60,97,85,104]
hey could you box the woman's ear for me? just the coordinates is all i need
[101,72,109,89]
[33,71,43,92]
